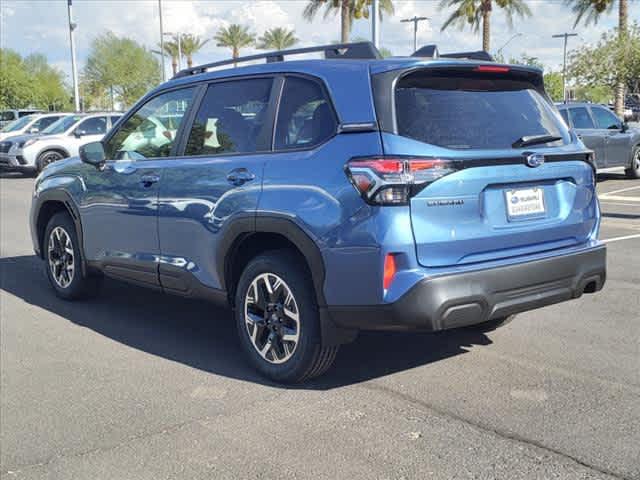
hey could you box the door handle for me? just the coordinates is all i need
[140,174,160,187]
[226,168,255,186]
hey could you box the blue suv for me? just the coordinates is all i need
[30,43,606,382]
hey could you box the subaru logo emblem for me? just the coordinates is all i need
[526,153,545,168]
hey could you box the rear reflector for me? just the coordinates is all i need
[474,65,510,73]
[383,254,397,290]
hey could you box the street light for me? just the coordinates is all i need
[552,32,578,103]
[67,0,80,112]
[496,33,522,58]
[164,32,182,71]
[158,0,166,82]
[401,16,429,53]
[371,0,380,48]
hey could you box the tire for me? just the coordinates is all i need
[234,250,338,383]
[37,150,65,173]
[625,146,640,179]
[44,211,102,300]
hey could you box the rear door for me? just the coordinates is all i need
[379,67,597,268]
[156,77,275,292]
[567,106,605,167]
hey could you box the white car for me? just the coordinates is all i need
[0,113,71,142]
[0,113,121,173]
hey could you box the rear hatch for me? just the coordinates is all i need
[372,64,597,268]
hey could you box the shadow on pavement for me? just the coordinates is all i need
[0,255,492,390]
[597,172,628,182]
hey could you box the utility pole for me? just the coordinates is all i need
[158,0,166,82]
[552,32,578,103]
[401,16,429,53]
[67,0,80,112]
[371,0,380,48]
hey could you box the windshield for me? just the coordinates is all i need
[42,115,83,135]
[0,111,17,122]
[0,115,35,132]
[394,70,569,150]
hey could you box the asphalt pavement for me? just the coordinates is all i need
[1,169,638,480]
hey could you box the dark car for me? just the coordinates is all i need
[557,102,640,178]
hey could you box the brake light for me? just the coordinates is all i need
[345,156,458,205]
[474,65,510,73]
[383,254,397,290]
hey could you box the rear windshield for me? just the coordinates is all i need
[395,70,569,150]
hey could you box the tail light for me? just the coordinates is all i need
[345,156,458,205]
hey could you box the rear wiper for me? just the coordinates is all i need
[512,134,562,148]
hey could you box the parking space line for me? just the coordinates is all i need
[597,195,640,203]
[599,185,640,196]
[601,233,640,243]
[599,201,640,207]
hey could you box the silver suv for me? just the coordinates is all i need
[557,102,640,178]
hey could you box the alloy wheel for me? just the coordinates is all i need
[41,151,63,168]
[244,273,300,364]
[48,226,75,288]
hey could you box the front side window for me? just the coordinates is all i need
[394,70,568,150]
[591,107,621,130]
[76,116,108,135]
[275,77,336,150]
[185,78,273,156]
[32,116,62,132]
[105,87,196,160]
[568,107,595,129]
[42,115,83,135]
[559,109,570,126]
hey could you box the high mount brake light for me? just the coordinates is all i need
[474,65,510,73]
[345,157,458,205]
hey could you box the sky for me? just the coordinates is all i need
[1,0,638,81]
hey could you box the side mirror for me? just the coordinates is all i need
[28,127,39,134]
[74,129,87,138]
[79,141,106,168]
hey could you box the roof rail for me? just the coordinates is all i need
[412,45,494,62]
[173,41,382,79]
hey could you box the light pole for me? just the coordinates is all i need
[67,0,80,112]
[164,32,182,71]
[401,16,429,53]
[371,0,380,49]
[496,33,522,58]
[552,32,578,103]
[158,0,166,82]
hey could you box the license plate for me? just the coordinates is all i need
[505,187,546,219]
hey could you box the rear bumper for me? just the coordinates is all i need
[328,245,606,332]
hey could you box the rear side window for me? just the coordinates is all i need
[185,78,273,156]
[275,77,336,150]
[591,106,621,130]
[394,70,568,150]
[76,116,107,135]
[568,107,595,129]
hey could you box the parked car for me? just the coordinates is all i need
[0,113,121,173]
[557,102,640,178]
[30,42,606,382]
[0,112,71,142]
[0,109,44,128]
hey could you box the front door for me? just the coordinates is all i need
[78,87,197,288]
[157,77,276,293]
[590,105,632,167]
[568,106,605,168]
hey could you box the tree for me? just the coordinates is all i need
[84,32,160,109]
[157,38,181,75]
[569,24,640,103]
[439,0,531,52]
[303,0,394,44]
[214,24,255,63]
[564,0,629,116]
[23,54,69,111]
[544,72,564,102]
[180,34,209,68]
[0,49,37,109]
[257,28,298,50]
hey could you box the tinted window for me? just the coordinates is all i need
[106,87,196,160]
[76,116,107,135]
[0,111,17,122]
[568,107,595,129]
[275,77,336,150]
[395,71,567,150]
[0,115,33,132]
[42,115,83,134]
[559,109,569,125]
[33,116,62,131]
[591,107,621,130]
[185,79,272,156]
[110,115,121,126]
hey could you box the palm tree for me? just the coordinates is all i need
[157,39,180,75]
[180,34,209,68]
[565,0,628,116]
[303,0,394,44]
[439,0,531,52]
[257,28,299,51]
[214,24,255,64]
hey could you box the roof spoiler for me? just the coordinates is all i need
[174,41,382,78]
[412,45,495,62]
